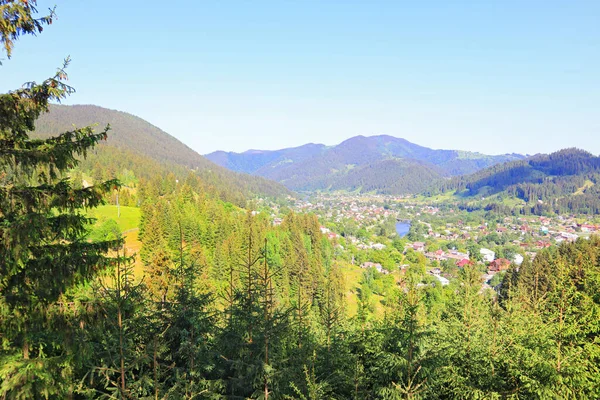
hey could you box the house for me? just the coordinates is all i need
[412,242,426,252]
[425,251,446,261]
[480,248,495,263]
[371,243,386,250]
[558,232,578,242]
[581,224,597,232]
[513,254,524,266]
[361,262,388,274]
[488,258,511,273]
[456,259,472,268]
[535,240,551,248]
[447,250,469,260]
[361,262,381,269]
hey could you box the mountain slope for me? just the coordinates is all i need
[34,105,291,201]
[323,159,443,194]
[207,135,524,194]
[209,143,327,174]
[430,148,600,214]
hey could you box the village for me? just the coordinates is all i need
[282,192,600,289]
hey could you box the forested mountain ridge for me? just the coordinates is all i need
[429,148,600,214]
[34,104,291,202]
[208,142,328,174]
[206,134,523,194]
[300,158,443,194]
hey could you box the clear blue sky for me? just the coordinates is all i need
[2,0,599,155]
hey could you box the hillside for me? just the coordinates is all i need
[325,159,443,194]
[206,135,523,194]
[209,143,327,174]
[430,148,600,214]
[34,105,291,202]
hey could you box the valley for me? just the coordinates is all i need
[34,104,600,398]
[19,102,600,398]
[2,3,599,398]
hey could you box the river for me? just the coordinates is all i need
[395,221,411,237]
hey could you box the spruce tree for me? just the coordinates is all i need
[0,2,121,396]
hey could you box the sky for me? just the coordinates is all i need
[2,0,599,155]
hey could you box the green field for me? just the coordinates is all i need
[88,205,141,232]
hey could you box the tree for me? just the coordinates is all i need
[0,3,120,396]
[0,0,54,60]
[379,278,429,399]
[88,248,150,399]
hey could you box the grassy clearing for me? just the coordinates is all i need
[341,262,389,318]
[341,262,363,316]
[88,205,141,232]
[88,205,144,277]
[411,191,457,203]
[574,180,594,195]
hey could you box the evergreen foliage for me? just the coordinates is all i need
[429,148,600,215]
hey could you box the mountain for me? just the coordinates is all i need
[431,148,600,215]
[321,159,443,194]
[206,135,524,194]
[209,143,328,174]
[34,105,291,202]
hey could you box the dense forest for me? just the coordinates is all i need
[2,3,600,399]
[322,159,442,195]
[427,148,600,215]
[34,105,291,204]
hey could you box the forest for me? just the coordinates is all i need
[1,2,600,399]
[426,149,600,216]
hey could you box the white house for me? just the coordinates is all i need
[480,248,495,263]
[513,254,524,266]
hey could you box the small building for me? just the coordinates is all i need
[513,254,524,266]
[488,258,511,273]
[456,259,472,268]
[480,248,496,263]
[361,262,388,274]
[371,243,386,250]
[581,224,597,232]
[412,242,426,252]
